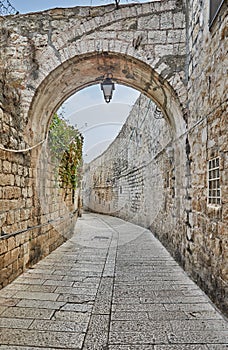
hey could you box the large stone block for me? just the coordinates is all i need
[0,240,7,255]
[0,174,14,186]
[2,161,11,174]
[3,187,21,200]
[7,236,16,251]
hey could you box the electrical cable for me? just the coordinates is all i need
[0,137,48,153]
[0,0,18,15]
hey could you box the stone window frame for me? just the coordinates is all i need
[209,0,225,28]
[208,157,221,205]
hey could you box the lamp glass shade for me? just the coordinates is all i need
[101,78,115,103]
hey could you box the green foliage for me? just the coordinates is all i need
[49,113,84,190]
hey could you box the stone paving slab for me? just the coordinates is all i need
[83,314,110,349]
[0,329,84,348]
[29,319,88,332]
[0,213,227,349]
[1,306,54,319]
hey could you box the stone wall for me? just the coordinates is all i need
[0,1,188,288]
[0,0,227,315]
[185,1,228,313]
[0,141,80,289]
[83,93,190,281]
[83,96,174,227]
[83,1,227,315]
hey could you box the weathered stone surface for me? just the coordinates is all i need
[0,0,227,319]
[82,1,227,317]
[1,1,186,293]
[0,214,227,349]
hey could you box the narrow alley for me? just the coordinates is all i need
[0,213,227,349]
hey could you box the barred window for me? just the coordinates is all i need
[209,0,225,27]
[208,157,221,205]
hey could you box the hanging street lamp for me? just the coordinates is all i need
[100,73,115,103]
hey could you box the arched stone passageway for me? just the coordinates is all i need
[0,1,188,291]
[0,1,187,149]
[26,49,188,291]
[0,1,227,315]
[26,51,186,145]
[27,51,188,285]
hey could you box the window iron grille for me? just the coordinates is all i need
[208,157,221,205]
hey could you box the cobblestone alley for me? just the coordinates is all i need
[0,213,227,349]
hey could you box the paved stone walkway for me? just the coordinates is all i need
[0,213,227,349]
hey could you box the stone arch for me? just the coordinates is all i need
[0,1,227,317]
[26,51,186,145]
[26,51,188,240]
[0,2,188,294]
[0,1,187,147]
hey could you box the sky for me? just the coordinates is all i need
[59,85,139,162]
[11,0,150,14]
[9,0,146,162]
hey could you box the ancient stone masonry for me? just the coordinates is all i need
[0,0,187,148]
[0,0,187,289]
[0,140,80,288]
[185,1,228,314]
[0,0,227,316]
[83,1,228,315]
[83,96,174,228]
[83,93,189,281]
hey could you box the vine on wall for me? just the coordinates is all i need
[48,114,84,190]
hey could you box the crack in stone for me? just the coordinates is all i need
[48,24,62,63]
